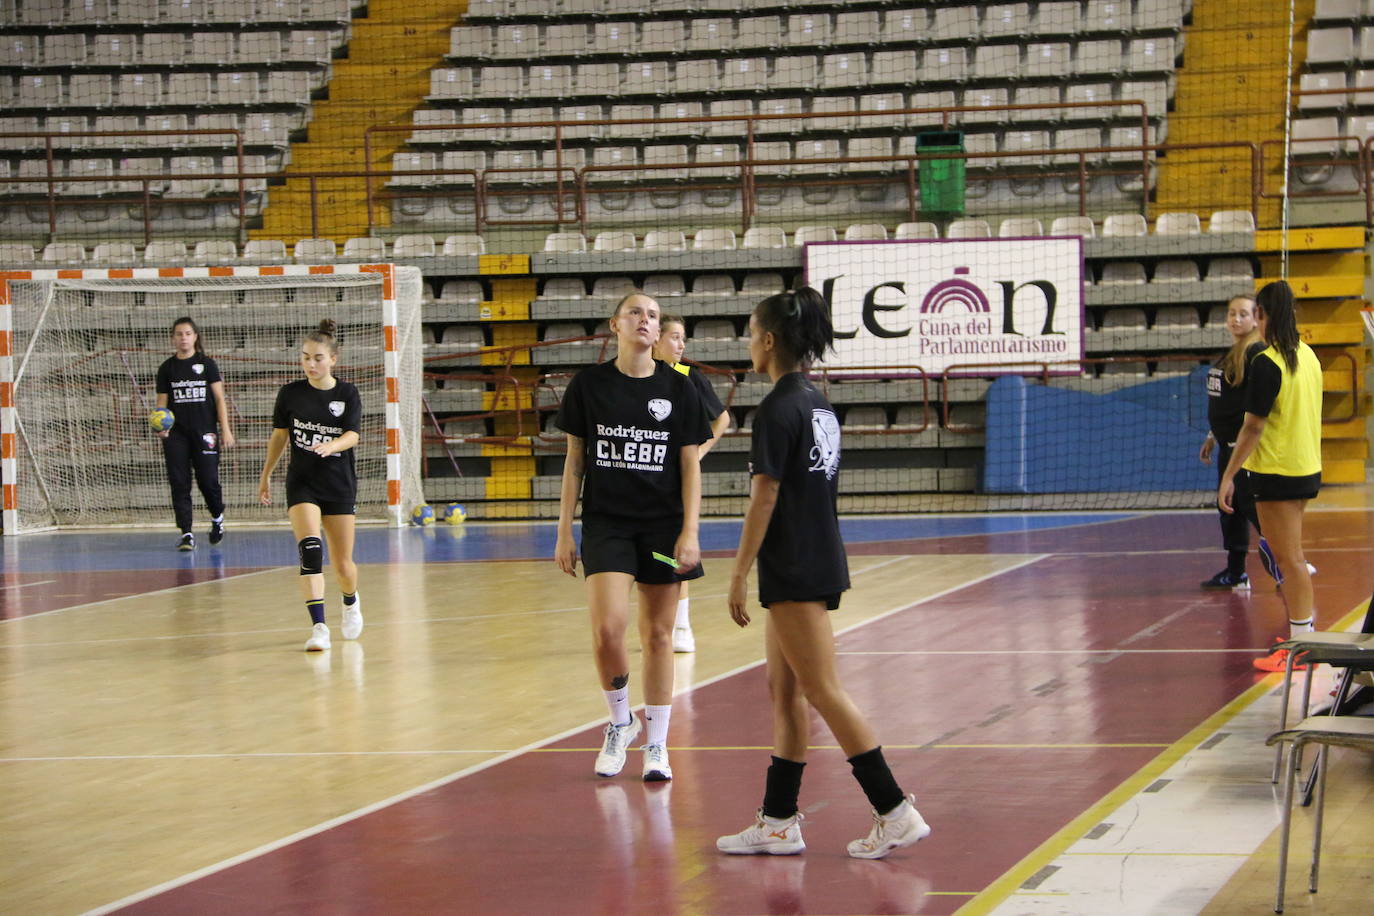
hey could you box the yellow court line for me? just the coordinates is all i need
[953,601,1371,916]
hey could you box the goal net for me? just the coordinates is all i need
[0,264,424,533]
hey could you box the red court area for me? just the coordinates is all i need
[111,510,1374,915]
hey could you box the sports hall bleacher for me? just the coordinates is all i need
[0,0,1370,519]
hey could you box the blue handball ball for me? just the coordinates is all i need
[148,407,174,432]
[440,502,467,525]
[409,504,435,526]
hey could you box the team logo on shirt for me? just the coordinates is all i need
[328,400,345,417]
[647,398,672,422]
[808,409,841,480]
[192,363,204,375]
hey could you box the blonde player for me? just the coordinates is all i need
[258,320,363,652]
[554,292,711,781]
[653,313,731,652]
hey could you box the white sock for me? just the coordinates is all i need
[644,704,672,746]
[674,597,690,629]
[604,686,631,727]
[1289,617,1315,637]
[212,514,224,523]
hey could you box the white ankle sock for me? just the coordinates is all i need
[644,704,672,746]
[1289,617,1315,637]
[604,686,631,727]
[674,597,690,629]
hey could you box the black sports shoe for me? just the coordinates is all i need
[209,518,224,545]
[177,532,196,551]
[1200,569,1248,590]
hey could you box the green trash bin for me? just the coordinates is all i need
[916,130,966,217]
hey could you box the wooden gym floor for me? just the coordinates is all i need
[2,496,1372,915]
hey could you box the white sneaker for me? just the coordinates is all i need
[642,743,673,782]
[341,595,363,640]
[594,716,642,777]
[672,625,695,653]
[847,795,931,859]
[716,809,806,855]
[304,622,331,652]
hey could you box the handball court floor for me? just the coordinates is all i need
[3,493,1374,916]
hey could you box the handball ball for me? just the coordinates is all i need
[148,407,174,432]
[409,504,435,526]
[441,502,467,525]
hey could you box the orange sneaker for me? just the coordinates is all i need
[1253,638,1308,673]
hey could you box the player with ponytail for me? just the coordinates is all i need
[1218,280,1324,671]
[258,320,364,652]
[717,287,932,860]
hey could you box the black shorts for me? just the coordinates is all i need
[286,483,356,516]
[1247,470,1321,503]
[762,594,843,611]
[580,514,704,585]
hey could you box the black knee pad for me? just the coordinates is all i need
[298,536,323,576]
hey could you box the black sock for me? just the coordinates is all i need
[307,599,325,625]
[343,592,357,607]
[761,756,806,820]
[848,746,905,815]
[1227,549,1247,578]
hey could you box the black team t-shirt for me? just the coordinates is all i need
[750,371,850,606]
[272,378,362,501]
[1205,341,1266,445]
[156,354,222,432]
[555,359,711,524]
[674,362,726,421]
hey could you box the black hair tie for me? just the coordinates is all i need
[784,291,801,319]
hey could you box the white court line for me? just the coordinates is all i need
[82,551,1050,915]
[0,567,283,624]
[0,579,56,591]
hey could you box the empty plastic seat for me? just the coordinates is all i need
[143,240,189,263]
[528,64,573,98]
[539,278,584,299]
[737,16,783,49]
[1026,42,1072,78]
[640,20,686,54]
[43,242,87,263]
[1035,1,1081,34]
[694,143,741,179]
[932,6,981,41]
[1126,37,1175,73]
[0,244,37,264]
[845,137,894,171]
[1050,216,1096,237]
[644,229,687,251]
[686,18,733,52]
[974,45,1021,79]
[294,238,336,262]
[1076,39,1123,76]
[692,318,736,340]
[575,64,620,96]
[741,272,785,295]
[1152,259,1200,282]
[591,276,636,298]
[1099,306,1147,327]
[1208,210,1256,233]
[543,232,587,253]
[592,230,636,251]
[391,235,436,258]
[793,225,837,245]
[1206,257,1255,282]
[643,145,689,181]
[844,223,887,240]
[962,87,1009,124]
[342,237,386,260]
[793,138,842,174]
[947,219,993,239]
[920,46,968,82]
[643,274,686,297]
[92,241,137,262]
[1102,212,1148,236]
[544,23,587,56]
[1099,261,1147,284]
[440,281,485,303]
[1155,211,1201,235]
[693,227,737,250]
[999,217,1045,237]
[443,325,486,348]
[1153,306,1201,328]
[720,58,768,93]
[895,221,939,239]
[1306,27,1354,64]
[1299,72,1350,110]
[843,406,888,430]
[623,60,669,96]
[1119,77,1169,118]
[741,226,786,249]
[242,238,288,262]
[821,53,867,89]
[691,275,736,296]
